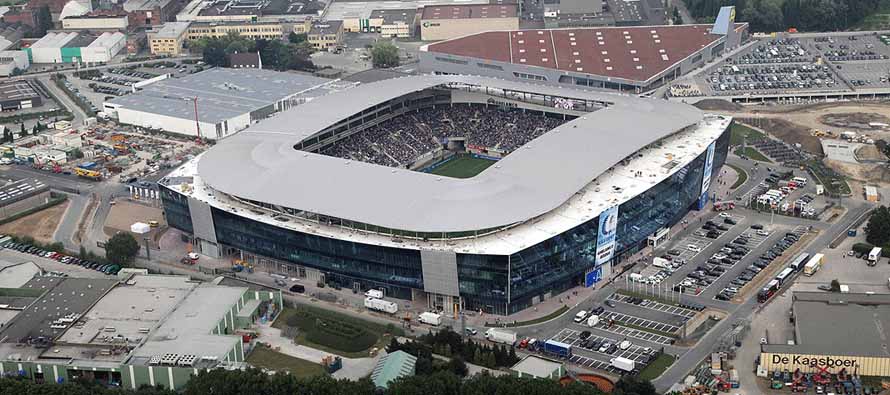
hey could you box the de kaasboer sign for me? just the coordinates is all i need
[772,354,860,369]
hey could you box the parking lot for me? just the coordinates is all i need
[608,294,696,319]
[592,321,675,345]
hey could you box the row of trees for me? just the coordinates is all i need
[189,32,315,71]
[3,121,50,143]
[0,360,661,395]
[682,0,884,32]
[416,328,520,369]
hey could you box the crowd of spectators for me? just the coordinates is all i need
[318,105,567,167]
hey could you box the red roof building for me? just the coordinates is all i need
[421,23,748,92]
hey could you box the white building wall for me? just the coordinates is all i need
[0,51,29,76]
[82,32,126,63]
[30,47,62,63]
[62,16,128,30]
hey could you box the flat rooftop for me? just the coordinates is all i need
[106,68,337,124]
[763,292,890,357]
[0,80,40,101]
[0,260,41,288]
[511,355,563,378]
[197,0,322,16]
[324,0,488,21]
[310,20,342,35]
[0,277,116,342]
[150,22,191,39]
[424,24,739,83]
[369,8,416,24]
[0,178,49,208]
[124,0,174,12]
[420,4,517,19]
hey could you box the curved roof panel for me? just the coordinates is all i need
[198,75,703,233]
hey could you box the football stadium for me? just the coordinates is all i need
[160,74,732,315]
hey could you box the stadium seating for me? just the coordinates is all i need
[318,105,567,167]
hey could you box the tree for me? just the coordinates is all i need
[288,32,307,44]
[671,7,683,24]
[447,356,469,377]
[830,279,841,292]
[371,42,399,68]
[105,232,140,266]
[865,206,890,247]
[614,375,658,395]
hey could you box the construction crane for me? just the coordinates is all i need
[184,96,202,143]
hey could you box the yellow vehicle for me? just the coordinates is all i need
[74,167,102,180]
[148,220,159,228]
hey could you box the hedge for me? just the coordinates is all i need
[284,306,384,353]
[851,242,890,257]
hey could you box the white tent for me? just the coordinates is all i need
[130,222,150,234]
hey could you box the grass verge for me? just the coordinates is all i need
[729,122,766,146]
[485,305,569,327]
[246,344,327,378]
[734,146,772,163]
[726,163,748,189]
[638,353,676,381]
[274,304,401,358]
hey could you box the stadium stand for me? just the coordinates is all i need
[317,105,568,167]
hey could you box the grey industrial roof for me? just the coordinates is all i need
[369,8,416,24]
[763,292,890,358]
[0,260,41,288]
[0,178,49,208]
[197,74,702,233]
[0,277,116,342]
[106,68,331,124]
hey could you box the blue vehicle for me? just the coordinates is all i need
[543,339,572,358]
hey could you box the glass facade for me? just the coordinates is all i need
[161,127,730,315]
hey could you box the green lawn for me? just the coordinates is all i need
[729,122,766,146]
[246,344,327,378]
[429,155,496,178]
[726,163,748,189]
[273,305,401,358]
[638,353,676,381]
[734,146,773,163]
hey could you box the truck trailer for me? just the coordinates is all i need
[611,357,635,372]
[484,328,517,345]
[418,312,442,326]
[869,247,883,264]
[363,297,398,314]
[543,339,572,358]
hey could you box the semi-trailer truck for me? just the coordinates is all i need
[543,339,572,358]
[484,328,517,345]
[363,297,398,314]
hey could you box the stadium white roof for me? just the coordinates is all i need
[198,75,703,233]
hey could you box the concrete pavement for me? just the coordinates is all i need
[256,324,379,381]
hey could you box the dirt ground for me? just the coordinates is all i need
[819,112,890,130]
[855,144,886,161]
[826,158,890,183]
[103,200,166,243]
[0,201,69,244]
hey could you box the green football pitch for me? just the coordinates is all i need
[428,156,496,178]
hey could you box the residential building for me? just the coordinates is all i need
[186,20,285,41]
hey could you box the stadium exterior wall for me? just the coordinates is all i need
[161,125,729,315]
[419,35,730,93]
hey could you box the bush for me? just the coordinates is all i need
[853,242,875,255]
[830,279,841,292]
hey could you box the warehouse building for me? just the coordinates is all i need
[148,21,190,55]
[25,31,125,64]
[420,22,747,93]
[0,79,42,110]
[0,50,29,76]
[369,9,416,38]
[419,4,518,41]
[0,274,282,390]
[103,68,347,139]
[61,13,130,30]
[324,0,487,33]
[0,178,51,220]
[761,292,890,376]
[371,350,416,389]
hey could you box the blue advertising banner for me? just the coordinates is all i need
[585,267,602,287]
[595,205,619,265]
